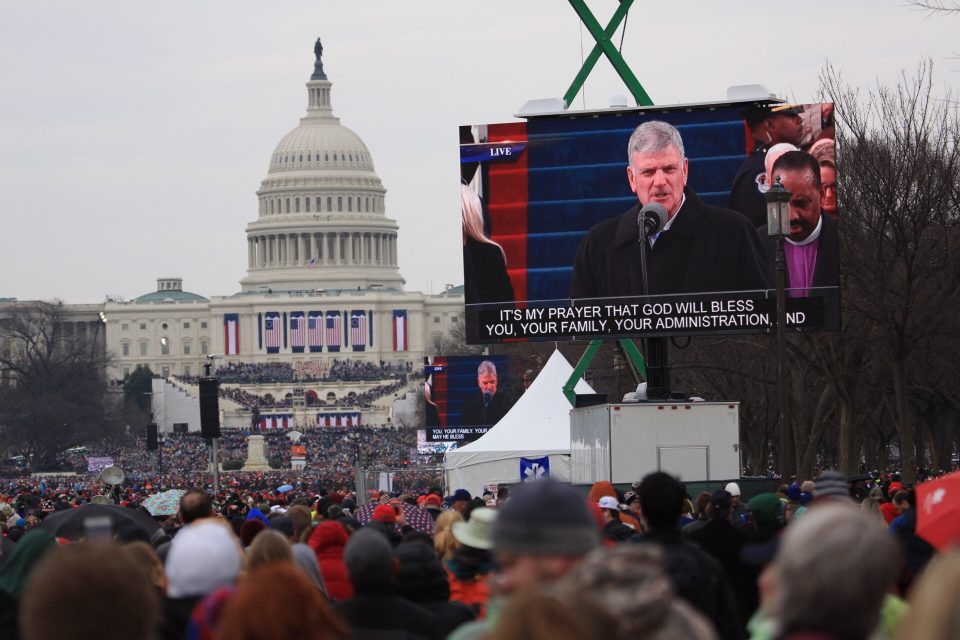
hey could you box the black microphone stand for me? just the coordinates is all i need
[637,211,671,401]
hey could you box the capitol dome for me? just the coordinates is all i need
[240,41,404,293]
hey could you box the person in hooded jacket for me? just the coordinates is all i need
[394,539,475,636]
[308,520,354,601]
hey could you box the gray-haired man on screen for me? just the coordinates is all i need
[459,360,509,426]
[569,120,770,299]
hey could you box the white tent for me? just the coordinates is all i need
[443,350,595,495]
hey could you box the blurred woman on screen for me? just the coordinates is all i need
[462,182,514,304]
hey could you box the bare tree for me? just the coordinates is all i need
[906,1,960,15]
[823,59,960,482]
[0,301,123,470]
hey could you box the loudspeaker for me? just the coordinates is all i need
[574,393,607,408]
[146,423,158,451]
[198,378,221,439]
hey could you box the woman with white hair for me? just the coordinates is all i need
[462,182,514,304]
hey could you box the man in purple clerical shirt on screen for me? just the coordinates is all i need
[765,151,839,297]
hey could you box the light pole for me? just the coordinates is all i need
[766,176,795,477]
[143,391,160,479]
[348,431,366,506]
[203,355,221,495]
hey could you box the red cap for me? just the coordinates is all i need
[423,494,442,506]
[372,504,396,524]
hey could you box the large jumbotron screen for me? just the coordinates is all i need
[459,101,839,344]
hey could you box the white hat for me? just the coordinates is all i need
[724,482,741,497]
[597,496,619,510]
[165,521,243,598]
[452,507,497,550]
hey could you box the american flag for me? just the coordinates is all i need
[326,312,341,351]
[265,313,281,352]
[224,313,240,355]
[290,313,305,352]
[308,312,323,352]
[350,310,366,351]
[393,310,407,351]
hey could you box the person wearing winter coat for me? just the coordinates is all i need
[308,520,354,601]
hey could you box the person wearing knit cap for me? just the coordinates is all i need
[161,520,243,640]
[492,479,600,593]
[813,470,852,502]
[335,528,437,639]
[449,479,600,640]
[725,481,748,524]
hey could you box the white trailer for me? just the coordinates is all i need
[570,402,741,484]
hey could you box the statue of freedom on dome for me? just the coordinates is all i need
[311,38,327,80]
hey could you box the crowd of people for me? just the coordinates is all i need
[217,377,409,410]
[0,469,956,639]
[50,427,423,478]
[177,360,414,385]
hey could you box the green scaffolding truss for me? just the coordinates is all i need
[560,0,652,405]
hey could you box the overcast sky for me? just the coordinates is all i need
[1,1,957,303]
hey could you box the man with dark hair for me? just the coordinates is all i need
[570,120,770,298]
[178,489,213,525]
[763,150,840,298]
[630,473,744,640]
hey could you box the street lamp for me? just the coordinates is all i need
[766,176,795,477]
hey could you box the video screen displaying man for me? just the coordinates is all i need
[569,121,770,299]
[458,360,510,426]
[762,150,839,297]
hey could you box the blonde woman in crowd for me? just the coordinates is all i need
[434,509,463,561]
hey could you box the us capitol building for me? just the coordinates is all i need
[2,41,463,430]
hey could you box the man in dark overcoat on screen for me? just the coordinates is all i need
[569,120,770,299]
[459,360,510,427]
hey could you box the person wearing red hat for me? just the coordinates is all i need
[422,493,444,522]
[365,504,402,547]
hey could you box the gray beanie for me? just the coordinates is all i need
[813,470,851,500]
[344,527,393,589]
[492,479,600,556]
